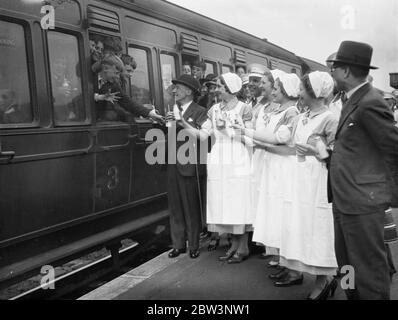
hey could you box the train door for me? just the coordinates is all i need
[86,3,136,212]
[122,13,174,202]
[126,44,167,202]
[87,31,132,212]
[0,12,94,246]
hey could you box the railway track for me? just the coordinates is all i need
[2,223,171,300]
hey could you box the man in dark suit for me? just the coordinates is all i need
[166,74,207,259]
[327,41,398,299]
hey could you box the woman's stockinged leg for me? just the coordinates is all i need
[236,232,249,256]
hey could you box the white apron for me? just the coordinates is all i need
[252,106,297,250]
[279,111,338,269]
[251,104,270,215]
[206,101,253,230]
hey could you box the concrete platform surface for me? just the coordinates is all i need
[80,235,398,300]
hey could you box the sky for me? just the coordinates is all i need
[167,0,398,92]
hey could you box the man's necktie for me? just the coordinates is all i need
[340,91,348,104]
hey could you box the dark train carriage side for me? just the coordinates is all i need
[0,0,327,289]
[0,0,170,288]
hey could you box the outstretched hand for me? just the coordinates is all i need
[231,122,244,130]
[103,91,120,104]
[150,112,165,124]
[295,142,318,156]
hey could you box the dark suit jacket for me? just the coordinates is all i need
[168,102,207,177]
[97,81,150,120]
[329,83,398,214]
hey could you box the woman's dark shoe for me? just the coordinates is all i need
[168,248,186,258]
[274,274,304,287]
[307,278,338,300]
[268,268,287,280]
[218,250,236,261]
[267,260,280,268]
[259,252,271,259]
[189,249,200,259]
[227,253,249,264]
[207,238,220,251]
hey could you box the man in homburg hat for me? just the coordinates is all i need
[327,41,398,299]
[166,74,207,259]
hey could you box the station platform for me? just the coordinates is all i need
[80,232,398,300]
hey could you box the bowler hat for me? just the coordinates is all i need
[172,74,201,94]
[327,41,378,69]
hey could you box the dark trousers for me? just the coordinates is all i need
[168,165,202,251]
[386,244,396,278]
[333,207,391,300]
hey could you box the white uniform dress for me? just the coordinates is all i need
[250,102,276,215]
[204,99,253,235]
[279,109,338,275]
[252,104,298,253]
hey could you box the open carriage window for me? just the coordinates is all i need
[222,65,233,74]
[48,31,85,124]
[128,47,153,106]
[235,66,246,77]
[205,61,217,76]
[181,54,206,80]
[160,52,177,113]
[0,20,33,125]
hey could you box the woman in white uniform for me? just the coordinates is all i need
[234,73,300,268]
[179,72,254,263]
[277,71,339,299]
[249,70,282,222]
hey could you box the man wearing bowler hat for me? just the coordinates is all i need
[166,74,207,259]
[327,41,398,299]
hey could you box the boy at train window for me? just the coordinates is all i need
[94,56,163,123]
[192,60,206,80]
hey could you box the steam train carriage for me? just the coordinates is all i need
[0,0,328,288]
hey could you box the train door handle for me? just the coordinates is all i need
[0,150,15,161]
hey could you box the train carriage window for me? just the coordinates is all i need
[235,66,246,77]
[48,32,85,124]
[160,53,177,112]
[0,21,33,125]
[205,61,217,76]
[222,65,233,74]
[181,54,206,80]
[128,47,153,106]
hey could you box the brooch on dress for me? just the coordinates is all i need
[263,113,271,125]
[302,111,310,126]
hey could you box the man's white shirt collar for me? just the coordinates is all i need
[346,81,368,99]
[180,100,193,115]
[173,100,192,119]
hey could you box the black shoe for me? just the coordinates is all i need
[168,248,186,258]
[259,252,270,259]
[267,261,280,268]
[190,249,200,259]
[268,268,287,280]
[207,238,220,251]
[307,278,338,300]
[218,250,236,261]
[200,230,211,239]
[274,274,304,287]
